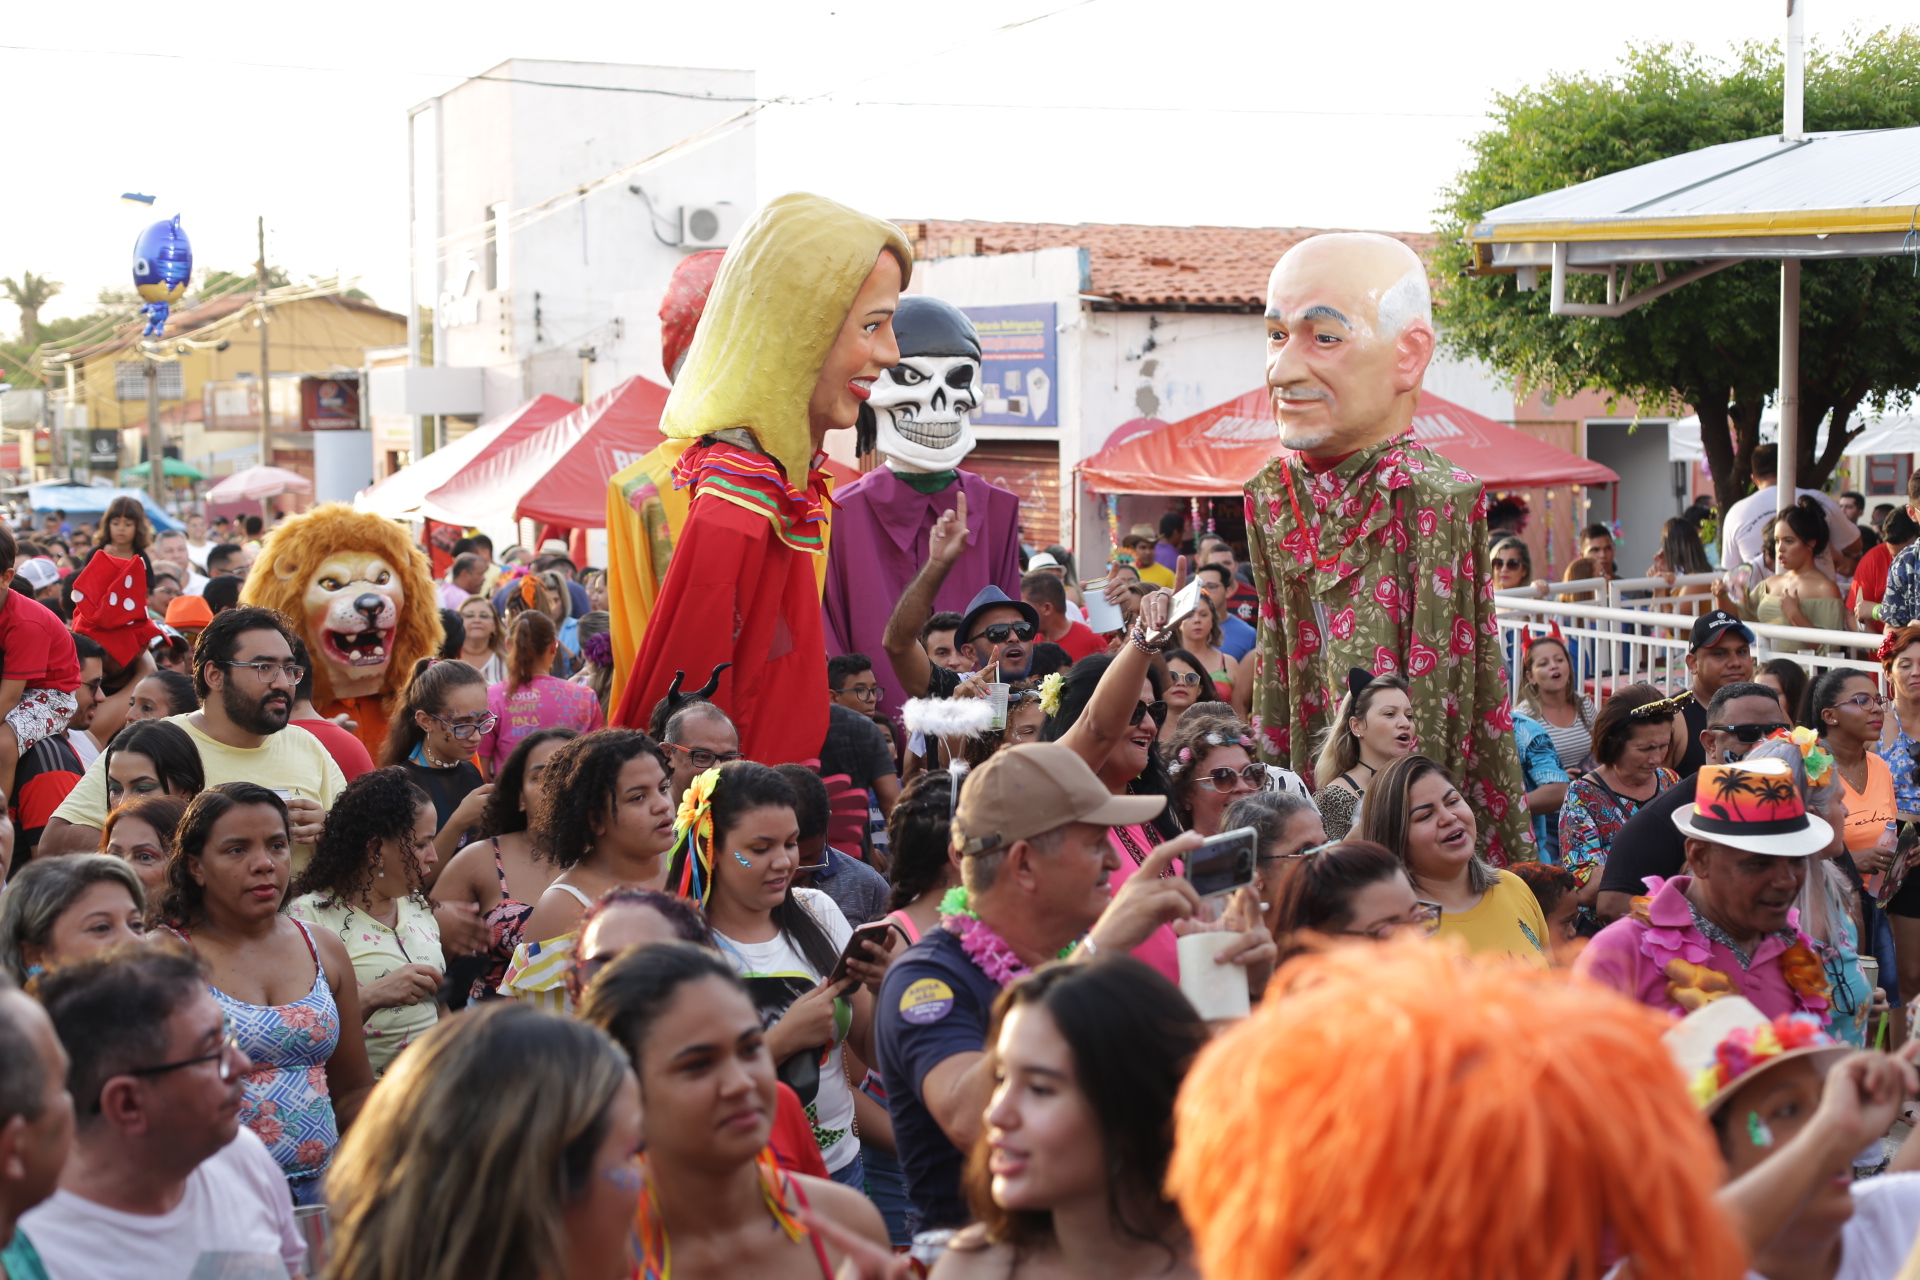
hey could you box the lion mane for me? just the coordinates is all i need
[238,503,443,714]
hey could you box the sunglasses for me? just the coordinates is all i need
[1129,700,1168,728]
[1491,557,1525,570]
[1195,764,1271,793]
[1166,670,1203,687]
[971,621,1037,646]
[1713,721,1792,743]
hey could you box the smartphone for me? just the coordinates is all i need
[828,920,900,985]
[1167,578,1204,633]
[1185,827,1257,899]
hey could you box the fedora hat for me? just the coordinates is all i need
[1670,757,1832,857]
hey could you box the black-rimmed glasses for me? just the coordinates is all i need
[972,621,1037,646]
[1715,722,1791,743]
[665,743,742,770]
[101,1030,244,1111]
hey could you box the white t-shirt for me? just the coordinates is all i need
[712,888,860,1173]
[66,728,99,768]
[184,539,215,571]
[20,1127,304,1280]
[1723,486,1861,579]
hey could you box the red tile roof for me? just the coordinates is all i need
[897,220,1435,310]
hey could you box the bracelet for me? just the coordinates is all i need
[1073,935,1097,961]
[1127,621,1174,655]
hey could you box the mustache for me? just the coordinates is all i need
[1271,384,1331,402]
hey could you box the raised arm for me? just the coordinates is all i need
[881,492,973,700]
[1058,590,1172,773]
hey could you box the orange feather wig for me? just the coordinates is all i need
[1168,941,1747,1280]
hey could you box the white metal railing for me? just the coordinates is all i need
[1495,589,1878,705]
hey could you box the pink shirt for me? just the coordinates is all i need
[1572,874,1824,1024]
[480,676,604,770]
[1107,823,1181,983]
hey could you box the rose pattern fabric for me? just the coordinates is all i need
[1244,439,1531,863]
[211,919,341,1197]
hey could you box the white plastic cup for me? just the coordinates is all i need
[985,683,1010,731]
[1177,932,1251,1020]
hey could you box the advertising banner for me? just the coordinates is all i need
[88,430,122,470]
[963,303,1057,428]
[302,376,361,431]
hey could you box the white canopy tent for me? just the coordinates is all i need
[1666,409,1920,463]
[1466,0,1920,515]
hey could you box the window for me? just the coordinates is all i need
[485,202,509,292]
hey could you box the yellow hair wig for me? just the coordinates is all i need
[1168,940,1746,1280]
[238,503,443,713]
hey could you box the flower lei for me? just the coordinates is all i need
[940,887,1074,988]
[667,767,722,905]
[1630,876,1831,1020]
[1037,671,1065,716]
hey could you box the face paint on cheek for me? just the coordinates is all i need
[1748,1111,1774,1148]
[734,852,752,868]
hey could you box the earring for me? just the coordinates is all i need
[733,851,752,868]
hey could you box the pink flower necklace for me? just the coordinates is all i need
[940,888,1072,988]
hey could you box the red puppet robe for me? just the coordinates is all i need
[612,435,832,766]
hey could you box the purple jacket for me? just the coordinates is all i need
[822,467,1023,722]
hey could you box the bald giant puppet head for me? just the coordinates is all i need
[1264,233,1435,458]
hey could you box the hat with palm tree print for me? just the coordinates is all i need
[1671,757,1833,856]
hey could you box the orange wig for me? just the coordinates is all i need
[1167,941,1746,1280]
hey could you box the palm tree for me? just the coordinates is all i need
[1708,770,1758,804]
[1753,777,1798,810]
[1,272,63,347]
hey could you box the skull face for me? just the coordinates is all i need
[871,354,982,473]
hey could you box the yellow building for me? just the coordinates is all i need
[57,288,404,479]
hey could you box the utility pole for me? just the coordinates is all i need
[144,357,165,505]
[256,215,271,472]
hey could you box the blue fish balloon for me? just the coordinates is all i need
[132,216,193,336]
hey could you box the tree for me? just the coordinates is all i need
[1434,31,1920,516]
[1,271,63,346]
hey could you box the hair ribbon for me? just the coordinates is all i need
[668,767,722,906]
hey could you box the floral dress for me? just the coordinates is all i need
[1877,723,1920,817]
[205,918,341,1206]
[1560,768,1680,889]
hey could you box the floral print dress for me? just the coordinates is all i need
[1560,768,1680,889]
[209,918,341,1206]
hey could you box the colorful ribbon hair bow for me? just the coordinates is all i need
[667,767,723,906]
[520,575,540,608]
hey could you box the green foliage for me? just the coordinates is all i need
[1434,30,1920,514]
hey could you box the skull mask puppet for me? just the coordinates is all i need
[863,295,982,474]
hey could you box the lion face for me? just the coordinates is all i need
[297,550,404,699]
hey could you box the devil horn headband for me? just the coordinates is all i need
[663,663,733,715]
[1521,622,1566,659]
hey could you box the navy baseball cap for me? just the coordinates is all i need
[1690,610,1755,652]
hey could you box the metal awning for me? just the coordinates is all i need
[1469,128,1920,271]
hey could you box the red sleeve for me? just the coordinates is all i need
[15,768,81,838]
[293,720,376,781]
[767,1082,831,1179]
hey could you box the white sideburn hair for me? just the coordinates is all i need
[1374,263,1432,339]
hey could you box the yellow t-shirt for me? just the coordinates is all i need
[1437,869,1550,968]
[1138,562,1177,590]
[287,893,443,1077]
[52,712,346,866]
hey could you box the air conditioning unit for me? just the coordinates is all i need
[680,202,741,250]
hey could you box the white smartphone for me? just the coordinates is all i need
[1167,578,1204,633]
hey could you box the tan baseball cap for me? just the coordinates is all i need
[953,743,1166,856]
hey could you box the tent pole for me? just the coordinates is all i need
[1778,259,1801,512]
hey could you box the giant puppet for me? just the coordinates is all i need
[823,295,1022,719]
[240,503,443,757]
[610,193,912,764]
[1242,233,1530,862]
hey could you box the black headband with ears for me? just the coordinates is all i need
[1346,667,1375,711]
[663,663,732,717]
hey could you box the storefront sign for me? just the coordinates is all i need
[963,303,1057,428]
[88,430,122,470]
[301,376,361,431]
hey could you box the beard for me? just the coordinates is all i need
[221,681,292,735]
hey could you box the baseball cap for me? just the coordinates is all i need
[15,558,59,591]
[952,743,1164,855]
[1690,609,1754,652]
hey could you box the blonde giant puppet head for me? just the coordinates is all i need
[1264,232,1436,459]
[239,504,441,708]
[661,192,912,486]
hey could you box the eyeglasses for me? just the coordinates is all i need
[1341,901,1443,941]
[1714,721,1792,743]
[1166,670,1203,687]
[1835,693,1891,712]
[222,659,305,685]
[1129,700,1168,728]
[103,1029,244,1111]
[428,710,498,740]
[833,683,880,702]
[1195,764,1271,792]
[971,621,1037,646]
[665,743,741,770]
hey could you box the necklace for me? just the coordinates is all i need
[939,887,1073,986]
[420,741,459,769]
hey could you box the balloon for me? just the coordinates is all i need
[132,216,192,336]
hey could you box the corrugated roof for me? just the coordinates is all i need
[67,292,404,359]
[896,219,1436,309]
[1472,127,1920,245]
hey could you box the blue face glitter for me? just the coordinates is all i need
[734,851,753,867]
[1747,1111,1774,1148]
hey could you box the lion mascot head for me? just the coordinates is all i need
[239,504,441,752]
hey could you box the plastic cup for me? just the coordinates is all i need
[985,683,1010,731]
[1177,932,1251,1020]
[292,1204,331,1277]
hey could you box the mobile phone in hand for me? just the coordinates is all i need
[829,920,900,985]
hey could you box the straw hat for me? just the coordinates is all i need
[1670,757,1833,856]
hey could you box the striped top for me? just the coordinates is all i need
[672,436,830,552]
[1528,696,1596,772]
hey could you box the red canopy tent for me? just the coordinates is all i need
[355,392,578,522]
[1076,388,1618,494]
[424,377,673,528]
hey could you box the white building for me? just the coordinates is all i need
[389,58,757,467]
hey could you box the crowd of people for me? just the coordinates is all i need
[5,463,1920,1280]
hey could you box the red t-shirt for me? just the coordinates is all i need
[1054,620,1109,662]
[1850,541,1894,614]
[0,591,80,691]
[293,719,376,782]
[769,1082,830,1179]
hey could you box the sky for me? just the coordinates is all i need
[1,0,1910,332]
